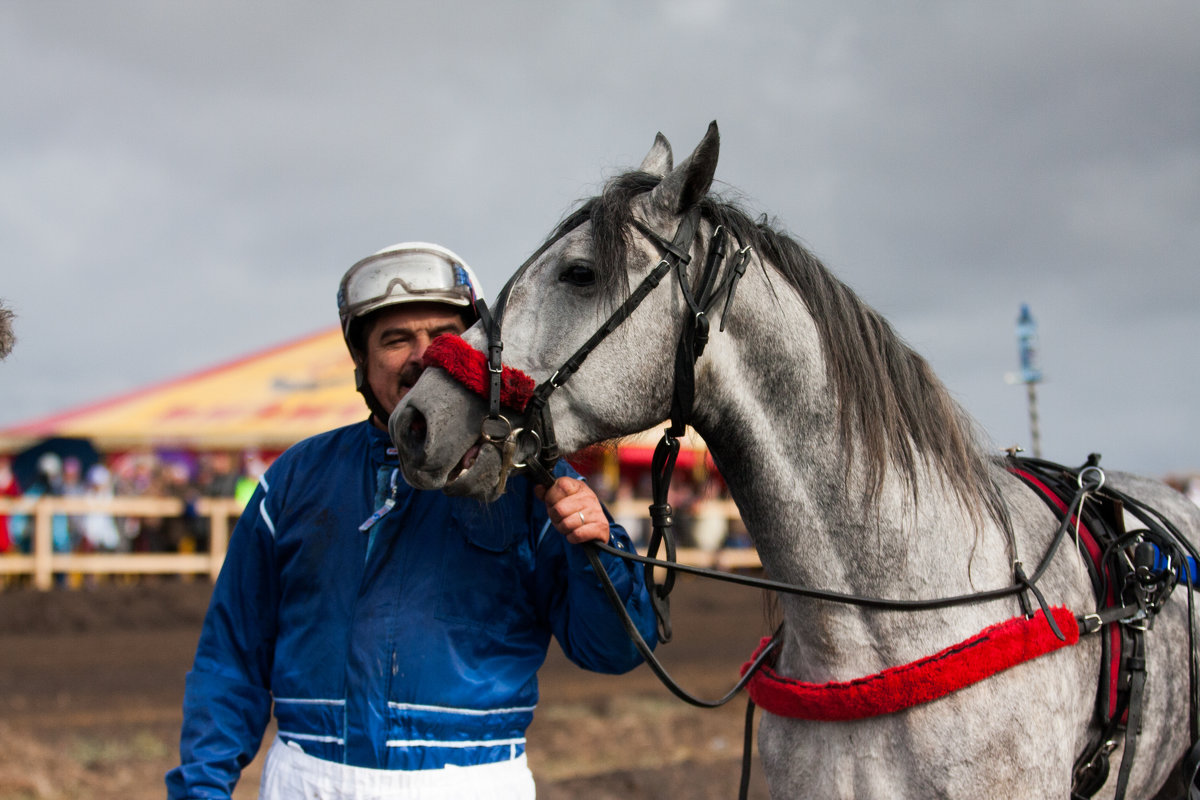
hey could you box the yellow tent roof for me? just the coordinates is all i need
[0,326,716,459]
[0,327,366,452]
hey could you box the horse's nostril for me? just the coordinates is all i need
[405,408,428,452]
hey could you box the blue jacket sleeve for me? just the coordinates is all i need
[535,463,658,674]
[165,482,279,799]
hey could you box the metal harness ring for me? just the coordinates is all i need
[507,428,542,470]
[479,414,512,445]
[1078,465,1106,491]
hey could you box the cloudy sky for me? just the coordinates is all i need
[2,2,1197,477]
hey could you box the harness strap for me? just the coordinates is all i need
[533,240,682,401]
[582,540,779,708]
[1113,634,1147,800]
[473,215,592,469]
[518,206,746,644]
[645,433,681,642]
[423,333,535,411]
[517,206,703,476]
[1010,465,1122,709]
[474,298,505,420]
[1077,603,1148,634]
[1102,481,1200,749]
[720,246,751,333]
[1013,455,1200,798]
[1185,739,1200,800]
[1072,716,1121,799]
[739,698,757,800]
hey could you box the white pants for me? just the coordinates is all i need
[258,737,536,800]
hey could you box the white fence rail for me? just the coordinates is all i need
[0,496,240,590]
[0,496,760,591]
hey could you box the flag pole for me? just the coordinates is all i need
[1016,304,1043,457]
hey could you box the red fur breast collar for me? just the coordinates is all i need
[741,607,1079,720]
[422,333,536,412]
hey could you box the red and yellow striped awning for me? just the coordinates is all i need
[0,327,365,452]
[0,327,717,467]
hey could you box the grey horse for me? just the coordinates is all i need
[393,123,1198,799]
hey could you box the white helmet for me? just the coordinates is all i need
[37,452,62,477]
[337,241,484,349]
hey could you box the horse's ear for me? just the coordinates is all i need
[638,132,673,177]
[647,121,719,214]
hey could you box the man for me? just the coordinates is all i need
[167,243,658,799]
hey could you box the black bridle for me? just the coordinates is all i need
[472,201,758,628]
[474,206,708,485]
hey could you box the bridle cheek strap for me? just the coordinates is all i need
[423,333,536,412]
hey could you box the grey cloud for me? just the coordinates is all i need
[0,0,1196,476]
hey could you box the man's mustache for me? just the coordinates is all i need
[399,363,425,390]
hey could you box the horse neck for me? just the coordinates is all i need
[690,261,1012,680]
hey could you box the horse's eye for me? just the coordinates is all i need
[558,262,596,287]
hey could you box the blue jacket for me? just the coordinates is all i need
[167,420,656,798]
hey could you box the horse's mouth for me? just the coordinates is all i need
[443,441,504,501]
[446,442,482,486]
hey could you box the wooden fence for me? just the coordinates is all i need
[0,496,241,590]
[0,496,759,591]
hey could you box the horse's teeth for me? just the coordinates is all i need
[460,444,481,471]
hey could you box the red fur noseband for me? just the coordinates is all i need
[422,333,536,412]
[741,607,1079,721]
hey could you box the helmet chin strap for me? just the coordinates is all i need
[353,354,393,428]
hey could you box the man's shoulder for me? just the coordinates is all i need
[273,420,371,470]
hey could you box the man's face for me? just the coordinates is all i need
[362,302,467,423]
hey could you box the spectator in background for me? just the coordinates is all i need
[0,456,18,553]
[198,452,240,498]
[667,479,697,548]
[158,458,201,553]
[24,453,70,554]
[117,452,171,552]
[725,515,752,549]
[233,450,268,510]
[81,464,120,553]
[690,479,730,554]
[107,452,140,551]
[14,454,71,585]
[61,456,87,551]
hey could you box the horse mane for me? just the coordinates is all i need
[548,171,1007,526]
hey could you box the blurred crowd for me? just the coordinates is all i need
[8,444,1192,563]
[0,449,274,556]
[0,444,749,559]
[584,456,750,554]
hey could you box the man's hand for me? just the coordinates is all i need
[535,476,610,545]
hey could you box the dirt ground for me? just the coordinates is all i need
[0,575,775,800]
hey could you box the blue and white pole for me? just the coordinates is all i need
[1016,304,1043,457]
